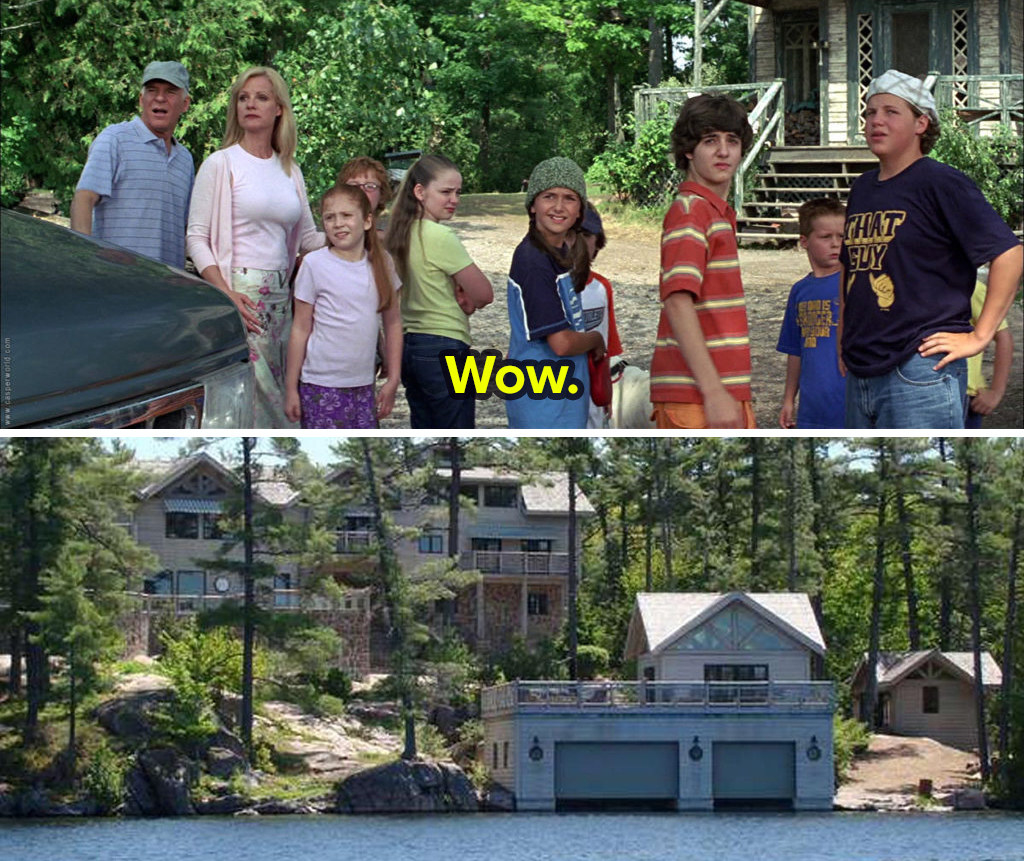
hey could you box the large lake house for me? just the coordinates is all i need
[119,454,591,672]
[481,592,835,811]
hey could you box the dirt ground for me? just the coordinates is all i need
[834,733,981,809]
[383,192,1024,430]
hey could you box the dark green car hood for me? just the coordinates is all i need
[1,209,249,427]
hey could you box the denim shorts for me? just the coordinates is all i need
[401,332,476,429]
[845,351,967,429]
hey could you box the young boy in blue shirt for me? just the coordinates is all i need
[777,198,847,428]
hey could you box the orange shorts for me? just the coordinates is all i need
[651,401,757,430]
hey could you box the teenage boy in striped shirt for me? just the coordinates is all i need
[650,94,756,429]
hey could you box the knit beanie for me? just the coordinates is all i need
[525,157,587,211]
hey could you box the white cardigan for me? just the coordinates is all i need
[186,146,324,285]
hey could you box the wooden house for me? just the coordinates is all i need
[850,648,1003,750]
[122,455,592,672]
[636,0,1022,237]
[481,592,835,811]
[742,0,1022,146]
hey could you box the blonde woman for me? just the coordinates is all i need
[187,66,324,427]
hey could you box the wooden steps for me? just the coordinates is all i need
[737,145,875,244]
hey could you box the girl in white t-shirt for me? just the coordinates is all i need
[284,185,402,428]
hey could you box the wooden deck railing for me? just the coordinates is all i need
[460,550,569,576]
[481,679,834,716]
[633,79,785,211]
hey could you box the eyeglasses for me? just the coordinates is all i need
[346,181,380,192]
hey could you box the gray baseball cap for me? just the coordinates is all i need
[142,61,189,93]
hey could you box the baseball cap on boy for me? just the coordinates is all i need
[866,69,938,124]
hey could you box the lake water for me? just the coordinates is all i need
[2,811,1023,861]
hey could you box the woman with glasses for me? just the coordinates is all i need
[337,156,392,229]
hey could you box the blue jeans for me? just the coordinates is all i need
[401,333,475,429]
[845,352,967,429]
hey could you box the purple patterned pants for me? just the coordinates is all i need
[298,382,378,429]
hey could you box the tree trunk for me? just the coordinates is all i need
[8,629,22,696]
[785,440,799,592]
[999,497,1015,773]
[568,464,579,680]
[964,441,991,781]
[240,437,256,759]
[446,437,461,629]
[648,18,663,85]
[861,442,889,729]
[896,483,920,650]
[998,500,1019,773]
[749,440,763,589]
[937,437,953,649]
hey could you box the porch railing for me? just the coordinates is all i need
[335,529,374,553]
[933,73,1023,128]
[632,79,786,211]
[460,550,569,576]
[127,589,368,615]
[481,679,834,717]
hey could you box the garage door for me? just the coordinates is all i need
[713,742,795,801]
[555,742,678,799]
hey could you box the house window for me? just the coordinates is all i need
[503,741,509,769]
[527,592,549,616]
[144,570,173,595]
[418,532,443,554]
[521,539,552,554]
[705,664,769,703]
[472,537,501,552]
[166,512,199,539]
[460,485,478,503]
[483,485,517,508]
[493,743,499,769]
[923,686,940,714]
[202,514,224,540]
[704,664,769,682]
[177,570,204,596]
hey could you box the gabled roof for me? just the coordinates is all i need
[855,649,1002,689]
[134,453,300,508]
[438,467,595,516]
[625,591,825,661]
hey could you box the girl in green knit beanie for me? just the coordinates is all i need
[505,157,606,429]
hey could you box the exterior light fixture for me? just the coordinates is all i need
[529,736,543,761]
[806,735,822,761]
[688,736,703,761]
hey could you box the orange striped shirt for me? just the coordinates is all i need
[650,181,752,405]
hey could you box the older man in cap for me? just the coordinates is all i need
[71,61,194,268]
[838,68,1022,429]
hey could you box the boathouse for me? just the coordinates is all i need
[480,591,835,811]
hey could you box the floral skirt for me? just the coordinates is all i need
[230,267,298,429]
[299,382,377,429]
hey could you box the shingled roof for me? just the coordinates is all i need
[856,649,1003,689]
[625,591,826,661]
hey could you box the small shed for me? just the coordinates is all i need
[850,649,1003,750]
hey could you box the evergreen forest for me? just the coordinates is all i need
[0,436,1022,807]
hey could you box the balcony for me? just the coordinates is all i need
[129,589,368,615]
[460,550,569,576]
[336,530,374,554]
[480,680,835,717]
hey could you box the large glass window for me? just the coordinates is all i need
[705,664,769,703]
[165,512,199,539]
[202,514,224,540]
[483,485,517,508]
[923,686,940,714]
[177,570,205,596]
